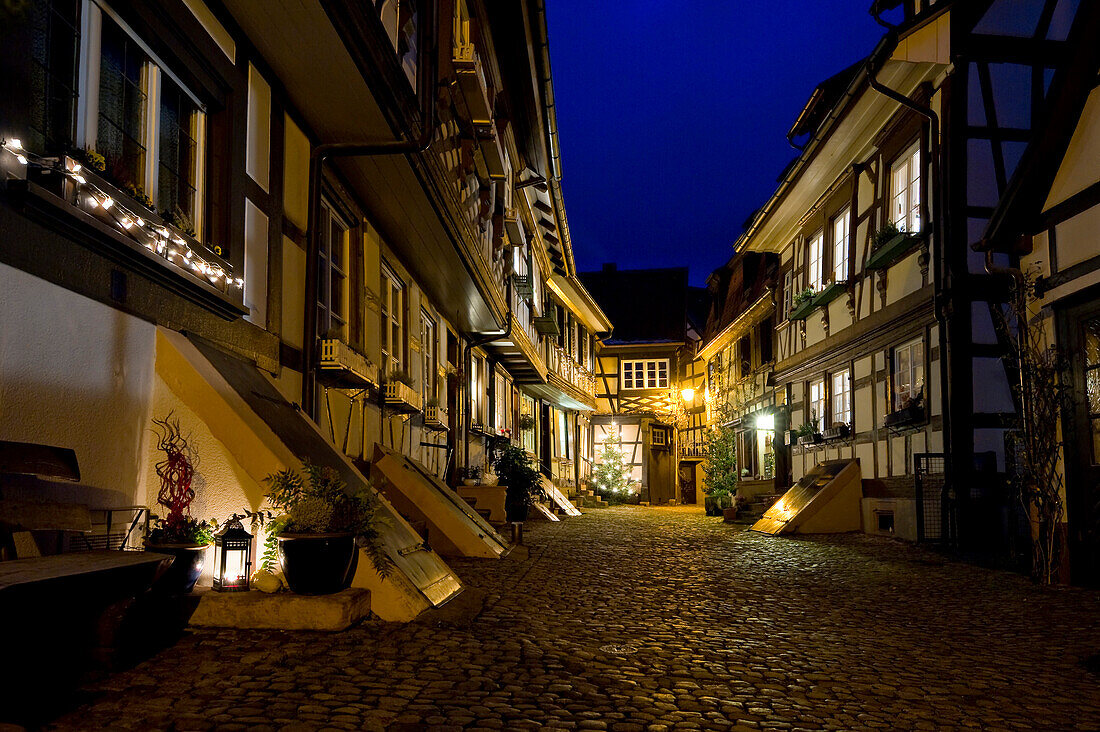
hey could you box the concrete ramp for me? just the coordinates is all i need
[156,330,462,621]
[371,444,509,559]
[751,459,862,535]
[541,476,582,516]
[528,502,560,522]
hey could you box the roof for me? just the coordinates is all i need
[787,58,868,141]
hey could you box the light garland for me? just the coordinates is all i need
[1,138,244,293]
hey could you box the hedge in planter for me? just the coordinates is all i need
[263,462,392,595]
[491,443,547,522]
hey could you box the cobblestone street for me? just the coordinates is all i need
[52,507,1100,731]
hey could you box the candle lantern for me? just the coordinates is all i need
[212,516,252,592]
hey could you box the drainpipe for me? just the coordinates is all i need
[865,18,953,535]
[302,0,438,416]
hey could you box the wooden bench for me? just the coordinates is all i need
[0,441,173,727]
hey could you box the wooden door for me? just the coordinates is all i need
[1060,300,1100,585]
[678,463,696,504]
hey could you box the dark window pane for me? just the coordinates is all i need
[98,17,147,189]
[158,76,196,219]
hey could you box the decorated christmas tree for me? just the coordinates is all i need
[592,430,638,505]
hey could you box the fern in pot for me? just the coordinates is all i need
[263,461,391,595]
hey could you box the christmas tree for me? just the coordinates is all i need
[592,429,637,505]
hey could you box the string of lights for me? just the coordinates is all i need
[0,138,243,293]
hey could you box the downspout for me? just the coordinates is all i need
[302,0,438,416]
[865,19,953,533]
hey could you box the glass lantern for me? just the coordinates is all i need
[212,517,252,592]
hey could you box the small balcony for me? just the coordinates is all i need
[319,339,379,389]
[384,381,422,413]
[546,345,596,399]
[504,206,525,248]
[452,4,492,124]
[423,404,448,431]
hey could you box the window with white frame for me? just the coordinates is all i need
[620,359,669,389]
[891,143,922,233]
[26,0,81,154]
[381,264,404,373]
[494,371,510,433]
[89,6,205,229]
[893,338,925,411]
[420,309,436,405]
[831,370,851,426]
[832,207,850,283]
[469,353,486,427]
[808,379,825,432]
[807,230,824,290]
[316,202,347,338]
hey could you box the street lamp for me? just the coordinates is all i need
[755,412,775,431]
[680,387,695,403]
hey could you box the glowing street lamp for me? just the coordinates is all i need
[755,413,775,431]
[680,387,695,403]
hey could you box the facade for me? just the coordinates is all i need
[0,0,605,607]
[707,0,1095,550]
[580,265,707,505]
[697,252,781,495]
[977,0,1100,583]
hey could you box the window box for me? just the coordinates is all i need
[811,281,848,309]
[884,404,925,430]
[865,232,922,271]
[823,424,851,441]
[384,381,422,413]
[319,339,379,389]
[477,124,506,180]
[533,311,560,336]
[797,433,824,446]
[423,405,448,431]
[470,421,492,436]
[504,207,525,247]
[453,32,493,123]
[788,297,817,321]
[511,274,534,300]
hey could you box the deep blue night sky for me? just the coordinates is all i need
[546,2,889,285]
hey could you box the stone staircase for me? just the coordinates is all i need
[570,484,606,510]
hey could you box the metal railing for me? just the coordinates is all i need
[545,344,596,396]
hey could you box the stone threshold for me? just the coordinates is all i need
[188,587,371,631]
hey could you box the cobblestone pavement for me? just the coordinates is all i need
[50,506,1100,731]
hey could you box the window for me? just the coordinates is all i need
[832,207,850,282]
[317,203,347,337]
[807,230,824,290]
[621,359,669,389]
[86,7,206,232]
[27,0,81,153]
[891,143,922,233]
[494,371,510,433]
[781,270,793,321]
[381,264,404,372]
[470,353,486,426]
[831,370,851,426]
[759,316,774,364]
[739,335,752,376]
[420,309,436,405]
[893,338,925,411]
[97,16,147,189]
[651,426,668,447]
[808,379,825,432]
[157,76,198,219]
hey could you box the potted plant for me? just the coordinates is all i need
[796,421,822,446]
[866,222,922,270]
[789,287,817,320]
[491,443,546,522]
[704,489,732,517]
[460,465,483,486]
[518,413,536,432]
[263,462,392,595]
[384,369,421,412]
[144,415,214,594]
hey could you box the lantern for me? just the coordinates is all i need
[212,517,252,592]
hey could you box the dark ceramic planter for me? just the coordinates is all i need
[505,498,530,523]
[145,543,207,594]
[277,533,356,595]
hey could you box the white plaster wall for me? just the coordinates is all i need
[1054,203,1100,271]
[0,264,155,507]
[148,373,266,584]
[885,252,924,306]
[281,235,306,349]
[1044,86,1100,211]
[246,64,271,191]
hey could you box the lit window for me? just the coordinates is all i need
[381,264,404,372]
[781,270,793,321]
[894,339,925,411]
[832,208,850,283]
[808,230,824,290]
[620,359,669,389]
[809,379,825,432]
[316,202,347,338]
[420,309,436,405]
[891,143,922,233]
[831,370,851,426]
